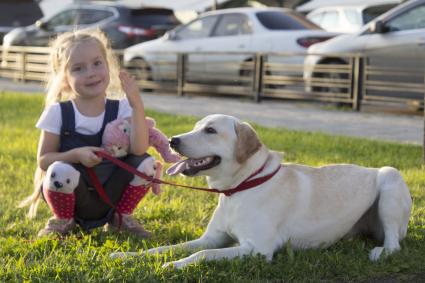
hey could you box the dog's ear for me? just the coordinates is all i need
[234,121,262,164]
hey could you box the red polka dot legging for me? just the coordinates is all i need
[44,184,149,219]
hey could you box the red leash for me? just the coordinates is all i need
[86,165,123,227]
[92,150,281,197]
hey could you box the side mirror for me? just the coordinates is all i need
[35,20,47,30]
[370,20,386,34]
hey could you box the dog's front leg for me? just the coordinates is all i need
[163,244,254,269]
[110,231,231,260]
[147,231,232,256]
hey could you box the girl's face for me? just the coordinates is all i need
[65,39,110,99]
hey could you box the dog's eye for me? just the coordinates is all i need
[204,127,217,134]
[51,172,56,178]
[123,129,127,133]
[66,179,70,184]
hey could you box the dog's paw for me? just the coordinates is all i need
[369,247,385,261]
[162,260,186,269]
[110,252,138,259]
[161,261,175,269]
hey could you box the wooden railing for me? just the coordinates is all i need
[1,46,424,161]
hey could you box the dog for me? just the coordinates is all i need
[111,114,412,269]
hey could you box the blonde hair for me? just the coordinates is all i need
[44,29,123,106]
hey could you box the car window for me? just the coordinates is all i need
[386,4,425,31]
[256,11,320,30]
[130,8,180,28]
[45,10,77,29]
[0,1,43,26]
[363,4,396,24]
[344,9,361,26]
[76,9,114,25]
[212,14,252,37]
[320,11,339,30]
[175,16,218,39]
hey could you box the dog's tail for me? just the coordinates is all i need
[18,167,45,219]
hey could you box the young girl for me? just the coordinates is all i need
[35,29,154,237]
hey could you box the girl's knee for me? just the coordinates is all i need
[43,161,80,194]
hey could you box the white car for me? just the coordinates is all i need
[304,0,425,101]
[124,7,336,82]
[306,2,399,33]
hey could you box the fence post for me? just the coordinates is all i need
[351,55,363,111]
[21,50,27,82]
[177,53,186,97]
[253,53,263,103]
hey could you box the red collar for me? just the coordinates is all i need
[218,161,281,196]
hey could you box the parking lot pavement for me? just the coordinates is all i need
[0,79,423,145]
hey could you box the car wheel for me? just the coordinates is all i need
[312,59,350,106]
[239,58,254,86]
[239,58,275,88]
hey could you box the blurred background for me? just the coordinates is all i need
[0,0,423,116]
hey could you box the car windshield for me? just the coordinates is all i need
[0,1,43,26]
[130,8,180,28]
[256,11,321,30]
[362,4,396,24]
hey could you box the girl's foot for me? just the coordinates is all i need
[38,217,75,237]
[105,213,152,238]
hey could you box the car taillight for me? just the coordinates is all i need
[118,25,156,38]
[297,36,333,48]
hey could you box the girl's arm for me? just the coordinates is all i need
[120,71,149,155]
[37,131,103,170]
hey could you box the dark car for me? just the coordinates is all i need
[0,0,43,43]
[2,1,181,49]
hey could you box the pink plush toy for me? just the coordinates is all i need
[102,117,181,163]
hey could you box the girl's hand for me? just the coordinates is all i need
[119,70,143,109]
[73,146,103,167]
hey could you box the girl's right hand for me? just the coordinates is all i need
[73,146,103,167]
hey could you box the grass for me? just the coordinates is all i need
[0,92,424,282]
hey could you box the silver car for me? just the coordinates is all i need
[304,0,425,101]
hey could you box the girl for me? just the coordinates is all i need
[34,29,154,237]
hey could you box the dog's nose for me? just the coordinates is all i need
[169,137,180,150]
[53,181,63,189]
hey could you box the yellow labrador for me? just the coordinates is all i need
[111,114,412,268]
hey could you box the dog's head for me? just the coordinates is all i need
[166,114,262,178]
[43,161,80,194]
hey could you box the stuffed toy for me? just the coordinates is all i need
[102,117,181,163]
[19,162,80,219]
[131,156,163,195]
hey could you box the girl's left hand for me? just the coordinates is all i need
[119,70,143,108]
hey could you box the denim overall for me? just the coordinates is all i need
[59,99,149,230]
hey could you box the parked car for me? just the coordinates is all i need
[304,0,425,101]
[2,1,180,49]
[306,2,399,33]
[123,7,337,83]
[0,0,43,43]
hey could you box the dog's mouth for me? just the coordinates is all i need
[166,156,221,176]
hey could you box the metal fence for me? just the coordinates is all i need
[1,46,424,161]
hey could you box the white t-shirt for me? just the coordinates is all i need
[36,99,133,135]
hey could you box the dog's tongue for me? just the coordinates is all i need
[166,159,189,176]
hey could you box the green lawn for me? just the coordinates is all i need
[0,92,424,282]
